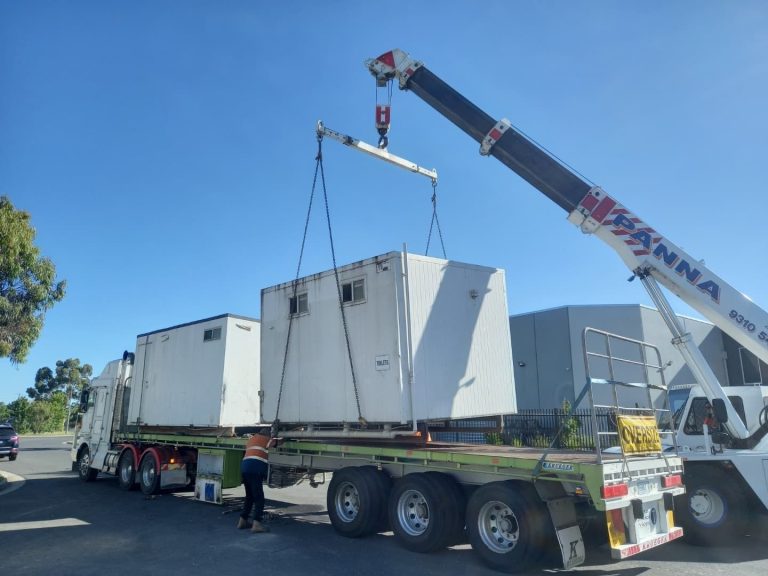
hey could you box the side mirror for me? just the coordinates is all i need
[712,398,729,424]
[79,389,90,412]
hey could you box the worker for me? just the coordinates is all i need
[703,402,718,431]
[238,432,272,533]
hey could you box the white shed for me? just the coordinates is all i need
[260,252,516,425]
[125,314,261,428]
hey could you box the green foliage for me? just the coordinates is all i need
[0,401,9,423]
[484,431,504,445]
[24,358,91,432]
[529,434,552,448]
[4,393,70,434]
[506,435,524,447]
[27,358,92,404]
[7,396,31,433]
[28,400,53,434]
[0,196,66,364]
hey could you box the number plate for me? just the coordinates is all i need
[633,502,662,541]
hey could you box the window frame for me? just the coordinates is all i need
[289,292,309,316]
[203,326,222,342]
[341,277,366,305]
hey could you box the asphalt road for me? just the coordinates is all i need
[2,436,768,576]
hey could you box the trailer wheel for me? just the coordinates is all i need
[425,472,467,545]
[466,481,550,573]
[388,473,455,553]
[677,466,751,545]
[139,453,161,495]
[77,447,98,482]
[371,469,393,532]
[117,451,137,491]
[327,467,386,537]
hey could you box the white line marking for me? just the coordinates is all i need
[0,518,90,532]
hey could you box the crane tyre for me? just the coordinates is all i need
[676,465,751,545]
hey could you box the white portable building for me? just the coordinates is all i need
[260,252,516,424]
[125,314,261,428]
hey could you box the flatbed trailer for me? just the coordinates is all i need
[261,329,686,573]
[268,437,683,570]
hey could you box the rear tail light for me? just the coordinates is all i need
[662,474,682,488]
[10,435,18,442]
[601,483,629,499]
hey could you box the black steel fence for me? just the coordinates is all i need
[429,408,620,452]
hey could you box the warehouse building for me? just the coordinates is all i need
[509,304,767,410]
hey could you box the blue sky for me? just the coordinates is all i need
[1,1,766,402]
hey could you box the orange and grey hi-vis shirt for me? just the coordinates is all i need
[243,434,269,464]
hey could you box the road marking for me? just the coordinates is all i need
[0,518,90,532]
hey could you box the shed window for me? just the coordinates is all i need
[290,292,309,315]
[342,278,365,304]
[203,327,222,342]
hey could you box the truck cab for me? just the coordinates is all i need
[670,384,768,452]
[72,356,132,480]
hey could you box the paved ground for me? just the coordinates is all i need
[2,436,768,576]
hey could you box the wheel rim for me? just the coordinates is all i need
[477,500,520,553]
[79,451,91,475]
[120,457,134,484]
[142,459,156,487]
[334,481,361,523]
[690,488,726,526]
[396,489,430,536]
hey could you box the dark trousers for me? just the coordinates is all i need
[240,458,268,522]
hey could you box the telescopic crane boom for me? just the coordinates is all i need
[366,49,767,440]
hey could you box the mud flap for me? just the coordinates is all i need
[547,497,586,569]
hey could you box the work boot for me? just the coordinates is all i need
[236,517,248,529]
[251,520,269,533]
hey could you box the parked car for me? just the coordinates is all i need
[0,424,19,461]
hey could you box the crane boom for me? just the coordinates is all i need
[367,49,767,439]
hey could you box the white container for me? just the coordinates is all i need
[260,252,516,424]
[125,314,261,428]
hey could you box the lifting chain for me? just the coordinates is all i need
[425,179,447,259]
[274,133,366,431]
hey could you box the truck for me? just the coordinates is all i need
[73,314,263,504]
[74,266,685,573]
[360,48,768,546]
[256,244,686,573]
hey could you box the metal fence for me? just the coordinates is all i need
[429,408,619,452]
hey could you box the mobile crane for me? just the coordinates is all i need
[365,49,768,545]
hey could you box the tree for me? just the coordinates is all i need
[0,401,9,423]
[28,358,92,402]
[7,396,31,433]
[0,196,66,364]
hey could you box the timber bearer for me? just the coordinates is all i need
[238,432,273,533]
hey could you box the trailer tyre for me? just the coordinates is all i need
[466,481,550,573]
[77,447,98,482]
[117,451,137,491]
[139,453,161,495]
[425,472,467,545]
[327,467,387,538]
[388,473,455,553]
[677,466,751,545]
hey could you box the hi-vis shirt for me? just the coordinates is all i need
[243,434,269,464]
